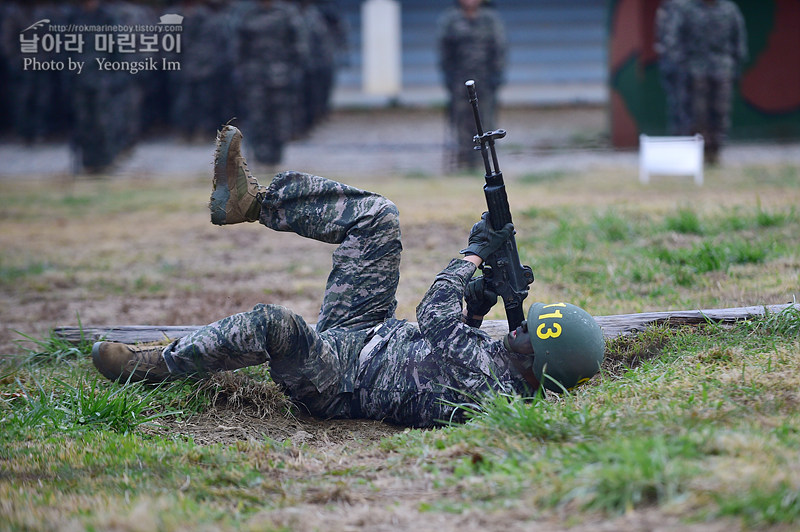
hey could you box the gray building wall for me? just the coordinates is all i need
[332,0,608,107]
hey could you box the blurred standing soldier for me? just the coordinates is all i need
[298,0,335,134]
[111,0,151,146]
[2,0,56,143]
[438,0,507,171]
[0,1,29,137]
[654,0,689,135]
[205,0,238,130]
[139,2,172,131]
[280,0,311,142]
[316,0,349,70]
[673,0,747,164]
[44,1,77,139]
[170,0,231,140]
[235,0,308,165]
[67,0,123,173]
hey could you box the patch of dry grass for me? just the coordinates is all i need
[197,371,294,419]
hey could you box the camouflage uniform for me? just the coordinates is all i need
[67,2,126,172]
[170,1,227,139]
[204,1,238,131]
[112,1,152,146]
[654,0,689,135]
[437,4,507,170]
[163,172,531,427]
[297,0,335,135]
[0,2,30,138]
[672,0,747,163]
[234,0,308,164]
[2,1,64,142]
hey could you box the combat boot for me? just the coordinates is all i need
[92,342,172,383]
[210,125,267,225]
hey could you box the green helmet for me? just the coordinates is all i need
[526,302,605,392]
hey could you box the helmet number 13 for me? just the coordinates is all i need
[536,303,566,340]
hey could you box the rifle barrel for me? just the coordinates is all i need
[464,79,534,332]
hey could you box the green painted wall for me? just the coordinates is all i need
[608,0,800,146]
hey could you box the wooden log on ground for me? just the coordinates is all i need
[53,303,798,345]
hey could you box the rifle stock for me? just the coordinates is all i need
[465,80,534,331]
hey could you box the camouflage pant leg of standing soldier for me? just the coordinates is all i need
[688,73,733,162]
[240,81,285,165]
[448,84,498,170]
[163,172,402,416]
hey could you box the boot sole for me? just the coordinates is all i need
[210,126,238,226]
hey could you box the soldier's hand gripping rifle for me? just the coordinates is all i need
[465,80,534,331]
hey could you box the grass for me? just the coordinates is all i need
[382,307,800,523]
[1,160,799,530]
[512,200,798,311]
[3,374,177,435]
[13,323,94,367]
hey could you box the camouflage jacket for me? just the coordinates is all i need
[235,1,310,87]
[672,0,748,77]
[654,0,689,66]
[437,7,507,90]
[351,258,532,427]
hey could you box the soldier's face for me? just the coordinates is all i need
[506,321,534,355]
[459,0,482,12]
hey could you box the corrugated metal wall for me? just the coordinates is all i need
[334,0,608,106]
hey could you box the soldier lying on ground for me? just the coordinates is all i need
[91,126,604,428]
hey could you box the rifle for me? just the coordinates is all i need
[465,79,534,331]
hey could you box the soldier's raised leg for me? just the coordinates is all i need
[210,125,402,332]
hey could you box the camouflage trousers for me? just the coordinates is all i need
[687,72,734,161]
[239,82,294,164]
[163,172,402,417]
[446,82,498,170]
[658,60,690,136]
